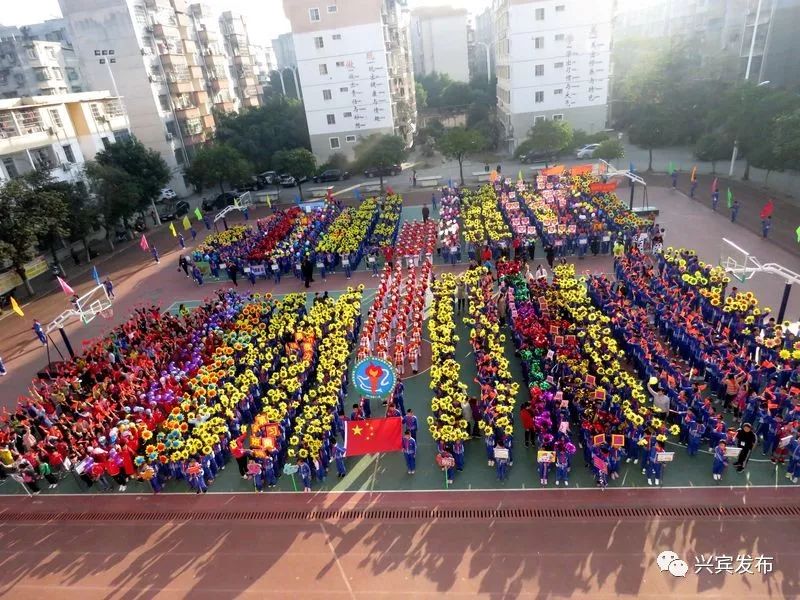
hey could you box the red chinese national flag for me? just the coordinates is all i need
[345,417,403,456]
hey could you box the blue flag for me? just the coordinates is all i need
[354,188,362,201]
[294,194,301,205]
[448,177,453,189]
[629,162,635,173]
[92,265,101,286]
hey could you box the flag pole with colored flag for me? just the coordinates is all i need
[169,222,177,237]
[10,296,24,317]
[194,207,203,220]
[56,276,75,296]
[139,234,149,251]
[92,265,101,286]
[668,161,675,175]
[690,166,697,182]
[344,417,403,456]
[182,215,191,231]
[760,199,774,219]
[727,188,734,209]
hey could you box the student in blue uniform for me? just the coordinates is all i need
[485,431,496,466]
[402,430,417,474]
[264,455,277,488]
[555,449,570,486]
[712,440,728,481]
[452,439,465,471]
[494,441,509,481]
[687,422,702,456]
[538,454,551,486]
[315,452,327,483]
[647,441,664,486]
[298,458,312,492]
[334,442,347,478]
[404,409,418,439]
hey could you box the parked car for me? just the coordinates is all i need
[363,164,401,178]
[234,178,258,193]
[158,187,177,202]
[256,171,277,188]
[313,169,350,183]
[576,143,601,159]
[518,150,555,164]
[158,200,191,221]
[279,174,297,187]
[201,192,239,212]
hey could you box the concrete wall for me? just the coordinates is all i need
[309,125,394,163]
[509,104,608,152]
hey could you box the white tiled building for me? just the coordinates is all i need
[0,91,128,184]
[410,6,470,83]
[283,0,417,162]
[494,0,612,152]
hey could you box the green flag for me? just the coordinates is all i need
[194,207,203,220]
[668,161,675,175]
[796,224,800,243]
[727,188,733,209]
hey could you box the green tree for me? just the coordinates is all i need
[515,120,573,165]
[84,161,141,250]
[628,109,673,171]
[95,136,170,222]
[416,72,454,108]
[593,139,625,163]
[272,148,316,199]
[215,96,310,171]
[437,127,487,185]
[773,109,800,173]
[352,134,408,192]
[23,171,74,274]
[415,82,428,109]
[185,144,253,194]
[693,132,734,174]
[723,82,800,179]
[0,172,70,295]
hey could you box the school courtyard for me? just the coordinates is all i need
[0,179,799,598]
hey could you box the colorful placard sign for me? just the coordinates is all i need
[352,357,397,399]
[537,451,555,463]
[611,434,625,448]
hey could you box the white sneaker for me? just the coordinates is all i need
[564,481,568,486]
[625,458,631,463]
[555,480,560,486]
[647,479,653,486]
[633,459,638,464]
[642,468,646,474]
[655,479,660,486]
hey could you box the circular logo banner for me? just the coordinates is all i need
[352,357,397,400]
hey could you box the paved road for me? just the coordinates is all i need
[1,489,798,598]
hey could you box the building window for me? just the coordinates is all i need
[53,67,63,80]
[534,115,545,124]
[319,63,328,75]
[339,86,348,92]
[62,144,75,163]
[314,36,324,49]
[159,94,170,111]
[329,137,340,149]
[27,48,37,59]
[101,136,111,149]
[46,48,57,59]
[326,114,336,125]
[49,109,63,128]
[3,158,19,178]
[534,37,544,49]
[555,33,565,41]
[327,4,337,12]
[336,61,345,67]
[134,5,147,23]
[535,8,545,20]
[535,64,544,76]
[90,103,103,120]
[345,135,356,142]
[323,89,332,100]
[535,91,544,103]
[309,8,321,22]
[552,114,564,121]
[555,4,565,11]
[343,111,352,117]
[554,62,564,68]
[332,34,341,40]
[554,88,563,95]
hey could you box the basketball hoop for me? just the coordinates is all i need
[99,307,114,320]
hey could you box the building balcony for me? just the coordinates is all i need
[182,132,206,146]
[214,100,235,113]
[168,78,195,94]
[189,65,203,80]
[175,105,201,120]
[241,96,260,108]
[161,54,188,69]
[201,114,215,129]
[175,12,192,28]
[145,0,172,10]
[153,23,180,40]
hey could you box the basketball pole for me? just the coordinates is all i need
[777,283,792,323]
[58,325,75,359]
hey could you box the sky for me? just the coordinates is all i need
[2,0,493,47]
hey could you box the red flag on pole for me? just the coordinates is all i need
[139,234,149,251]
[760,199,774,219]
[592,454,608,474]
[386,185,394,196]
[344,417,403,456]
[56,276,75,296]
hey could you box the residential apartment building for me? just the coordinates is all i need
[187,3,238,113]
[494,0,612,152]
[410,6,470,83]
[0,91,128,184]
[612,0,800,90]
[251,44,276,100]
[59,0,222,195]
[219,11,261,110]
[0,25,86,98]
[474,6,495,79]
[272,32,297,71]
[282,0,417,162]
